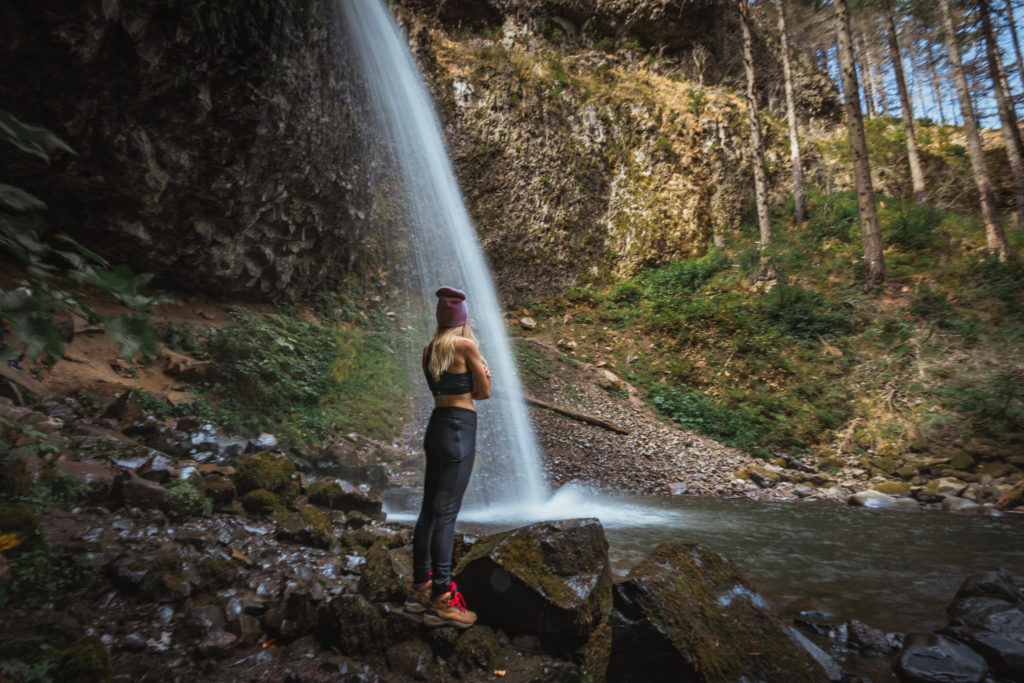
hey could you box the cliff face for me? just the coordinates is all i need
[0,0,837,302]
[400,0,838,301]
[0,0,372,300]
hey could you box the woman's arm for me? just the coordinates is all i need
[461,338,491,401]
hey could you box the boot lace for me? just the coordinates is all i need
[448,582,468,611]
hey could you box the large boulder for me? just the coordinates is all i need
[942,570,1024,680]
[454,518,612,654]
[608,541,824,682]
[896,633,988,683]
[307,477,383,519]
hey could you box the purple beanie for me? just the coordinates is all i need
[435,286,468,327]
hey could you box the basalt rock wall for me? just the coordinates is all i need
[398,0,839,301]
[0,0,373,300]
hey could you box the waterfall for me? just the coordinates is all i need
[336,0,548,509]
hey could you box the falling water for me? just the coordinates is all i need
[336,0,547,509]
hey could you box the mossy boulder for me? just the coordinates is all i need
[233,452,295,496]
[897,464,920,480]
[202,474,237,505]
[308,477,383,519]
[454,518,612,654]
[163,479,209,519]
[274,505,334,549]
[358,542,411,604]
[872,481,911,497]
[919,477,967,503]
[317,593,388,655]
[239,489,283,516]
[608,541,824,682]
[0,502,42,551]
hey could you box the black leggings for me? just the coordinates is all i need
[412,406,477,596]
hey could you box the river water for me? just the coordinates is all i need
[386,486,1024,634]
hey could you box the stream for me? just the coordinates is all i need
[386,485,1024,634]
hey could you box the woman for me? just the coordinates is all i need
[404,286,490,629]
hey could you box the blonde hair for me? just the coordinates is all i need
[429,323,478,381]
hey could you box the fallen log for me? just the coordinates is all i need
[995,479,1024,511]
[0,364,50,401]
[524,395,630,435]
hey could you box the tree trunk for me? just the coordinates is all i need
[939,0,1013,258]
[979,0,1024,231]
[739,0,772,249]
[883,0,927,204]
[925,41,948,123]
[1006,0,1024,93]
[775,0,807,224]
[855,30,877,118]
[835,0,886,285]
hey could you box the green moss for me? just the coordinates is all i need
[493,536,573,605]
[164,479,209,519]
[199,556,237,589]
[233,453,295,495]
[872,481,911,496]
[239,488,283,516]
[0,502,41,550]
[580,614,611,683]
[53,636,111,682]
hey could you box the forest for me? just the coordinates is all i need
[0,0,1023,681]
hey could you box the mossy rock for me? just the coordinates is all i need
[896,464,919,480]
[199,556,238,590]
[948,451,975,471]
[317,593,388,655]
[53,635,111,682]
[163,479,209,519]
[608,541,824,682]
[816,456,843,470]
[580,613,612,683]
[872,481,911,496]
[976,461,1013,478]
[454,518,612,654]
[357,542,410,604]
[202,474,236,505]
[868,456,898,473]
[274,505,334,549]
[308,477,383,519]
[240,489,283,516]
[451,625,500,673]
[233,452,295,496]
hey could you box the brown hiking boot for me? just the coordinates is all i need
[423,582,476,629]
[403,580,432,614]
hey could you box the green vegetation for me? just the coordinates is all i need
[191,303,411,444]
[524,191,1023,464]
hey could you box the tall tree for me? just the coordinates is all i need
[739,0,772,249]
[939,0,1013,257]
[775,0,808,224]
[1005,0,1024,93]
[883,0,927,203]
[979,0,1024,231]
[835,0,886,284]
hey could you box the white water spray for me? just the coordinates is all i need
[337,0,547,509]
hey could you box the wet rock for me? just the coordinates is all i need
[386,639,434,679]
[783,626,843,682]
[608,541,824,682]
[454,518,612,654]
[793,485,814,498]
[265,576,324,642]
[233,452,296,497]
[666,481,688,495]
[124,421,188,457]
[187,605,227,638]
[358,542,411,604]
[275,506,334,549]
[138,452,178,483]
[896,633,987,683]
[954,570,1024,604]
[56,461,116,502]
[947,596,1013,619]
[115,470,172,510]
[847,490,920,510]
[100,390,148,424]
[240,489,282,515]
[846,618,892,656]
[918,477,968,504]
[307,478,384,519]
[202,474,237,505]
[945,606,1024,679]
[197,631,238,659]
[318,593,389,656]
[248,433,278,452]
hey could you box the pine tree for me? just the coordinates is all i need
[775,0,808,224]
[739,0,773,250]
[883,0,928,203]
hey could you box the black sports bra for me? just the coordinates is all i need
[424,342,474,396]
